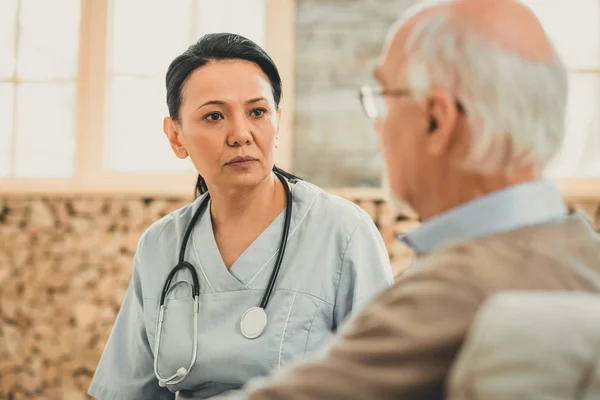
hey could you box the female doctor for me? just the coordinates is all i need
[88,33,393,400]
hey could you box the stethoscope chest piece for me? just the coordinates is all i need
[154,171,292,386]
[240,307,268,339]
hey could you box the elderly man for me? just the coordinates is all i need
[212,0,600,399]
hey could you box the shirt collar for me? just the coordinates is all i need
[399,180,568,254]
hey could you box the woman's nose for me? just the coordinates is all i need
[227,115,253,146]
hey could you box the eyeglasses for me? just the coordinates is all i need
[359,85,411,119]
[358,84,465,119]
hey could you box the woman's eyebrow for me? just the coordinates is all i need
[195,97,267,111]
[246,97,268,104]
[196,100,226,111]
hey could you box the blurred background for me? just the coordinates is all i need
[0,0,599,399]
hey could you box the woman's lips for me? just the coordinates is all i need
[225,159,258,168]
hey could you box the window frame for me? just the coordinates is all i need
[2,0,599,199]
[1,0,297,196]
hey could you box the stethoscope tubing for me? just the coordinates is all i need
[153,171,293,387]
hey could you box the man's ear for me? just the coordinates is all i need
[163,117,188,159]
[425,89,460,157]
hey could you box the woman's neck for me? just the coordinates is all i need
[208,173,286,231]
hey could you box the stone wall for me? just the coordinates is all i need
[0,192,417,400]
[0,196,187,400]
[292,0,421,187]
[1,193,599,399]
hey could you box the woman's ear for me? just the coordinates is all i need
[163,117,188,159]
[275,107,283,148]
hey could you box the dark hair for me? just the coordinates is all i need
[165,32,299,197]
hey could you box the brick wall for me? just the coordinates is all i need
[292,0,421,187]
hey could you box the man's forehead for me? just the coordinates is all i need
[373,56,401,86]
[381,0,554,65]
[386,0,454,43]
[374,0,455,83]
[374,28,410,85]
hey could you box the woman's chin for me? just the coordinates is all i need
[222,169,271,190]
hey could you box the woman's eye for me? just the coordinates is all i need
[204,112,223,121]
[250,108,266,118]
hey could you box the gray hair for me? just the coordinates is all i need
[404,9,568,174]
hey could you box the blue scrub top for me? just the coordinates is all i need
[88,181,394,399]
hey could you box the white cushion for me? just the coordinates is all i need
[447,291,600,400]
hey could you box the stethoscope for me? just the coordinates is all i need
[153,171,294,387]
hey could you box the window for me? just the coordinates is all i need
[0,0,80,178]
[1,0,296,195]
[104,0,266,173]
[521,0,600,179]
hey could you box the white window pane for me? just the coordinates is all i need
[104,77,195,172]
[104,0,267,175]
[0,0,18,79]
[108,0,193,76]
[0,84,15,177]
[194,0,266,47]
[545,73,600,178]
[17,0,81,80]
[520,0,600,69]
[14,82,76,177]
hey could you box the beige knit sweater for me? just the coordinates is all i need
[217,213,600,400]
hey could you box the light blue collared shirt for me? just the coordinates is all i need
[400,180,568,255]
